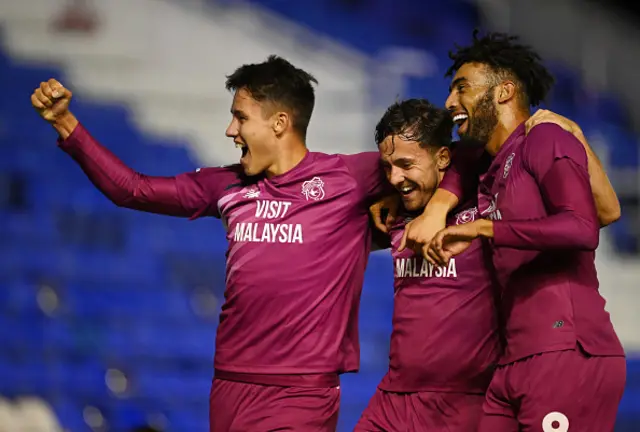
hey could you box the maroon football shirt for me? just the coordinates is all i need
[59,124,389,381]
[378,203,501,393]
[440,123,624,364]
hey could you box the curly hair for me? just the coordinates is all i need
[375,98,453,152]
[446,30,554,107]
[226,55,318,137]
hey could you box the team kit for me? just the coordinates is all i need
[31,31,625,432]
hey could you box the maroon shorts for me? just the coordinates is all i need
[209,378,340,432]
[354,388,484,431]
[478,348,626,432]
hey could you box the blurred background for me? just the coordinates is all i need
[0,0,638,430]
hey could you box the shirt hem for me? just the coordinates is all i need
[214,363,356,375]
[57,122,86,149]
[377,384,486,395]
[214,369,340,388]
[499,341,625,365]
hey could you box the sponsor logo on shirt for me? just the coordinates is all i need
[454,207,478,225]
[395,257,458,279]
[301,177,325,201]
[232,200,303,244]
[243,188,260,198]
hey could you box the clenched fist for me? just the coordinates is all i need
[31,79,78,139]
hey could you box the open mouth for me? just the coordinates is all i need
[452,113,469,133]
[398,183,417,197]
[235,142,249,158]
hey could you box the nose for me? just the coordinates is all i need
[445,91,458,113]
[225,118,238,138]
[388,166,405,188]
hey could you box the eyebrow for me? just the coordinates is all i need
[449,77,468,93]
[393,157,414,166]
[231,109,247,117]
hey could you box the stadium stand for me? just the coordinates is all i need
[0,0,637,430]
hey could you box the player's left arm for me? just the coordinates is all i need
[574,131,621,227]
[482,124,600,251]
[526,109,621,227]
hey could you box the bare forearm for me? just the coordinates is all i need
[424,188,459,218]
[575,131,621,227]
[52,111,80,140]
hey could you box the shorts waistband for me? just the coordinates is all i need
[214,369,340,388]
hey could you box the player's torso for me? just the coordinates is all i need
[480,133,622,362]
[379,205,500,393]
[213,152,371,373]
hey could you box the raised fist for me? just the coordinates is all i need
[31,79,73,123]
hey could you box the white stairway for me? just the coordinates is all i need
[0,0,379,166]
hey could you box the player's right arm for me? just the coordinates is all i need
[32,79,226,218]
[399,147,478,264]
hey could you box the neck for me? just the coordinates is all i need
[485,108,529,156]
[265,137,308,178]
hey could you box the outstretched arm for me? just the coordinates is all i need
[58,120,213,217]
[33,79,229,218]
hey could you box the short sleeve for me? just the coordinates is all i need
[339,152,391,202]
[439,166,464,199]
[175,165,244,219]
[523,124,588,183]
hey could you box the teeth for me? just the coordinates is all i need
[235,143,246,149]
[401,186,414,193]
[453,114,468,123]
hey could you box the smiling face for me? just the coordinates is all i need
[225,88,279,176]
[378,135,451,212]
[445,62,499,147]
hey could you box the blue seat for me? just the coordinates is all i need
[0,209,58,244]
[133,368,210,403]
[50,397,93,432]
[0,278,42,315]
[163,405,209,432]
[107,399,149,430]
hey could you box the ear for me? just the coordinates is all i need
[272,111,290,136]
[497,80,517,105]
[435,146,451,170]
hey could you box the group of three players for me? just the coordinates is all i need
[32,30,625,431]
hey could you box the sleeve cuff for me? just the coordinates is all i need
[57,122,86,149]
[491,220,511,247]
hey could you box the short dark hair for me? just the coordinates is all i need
[446,30,555,107]
[225,55,318,137]
[375,98,453,151]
